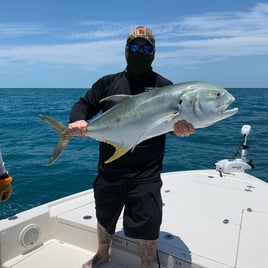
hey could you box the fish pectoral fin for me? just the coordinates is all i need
[99,94,132,104]
[105,143,131,164]
[144,86,157,92]
[132,112,180,152]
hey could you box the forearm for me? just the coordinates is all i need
[69,100,90,123]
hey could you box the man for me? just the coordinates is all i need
[0,150,12,202]
[68,26,195,268]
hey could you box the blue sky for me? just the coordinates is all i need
[0,0,267,88]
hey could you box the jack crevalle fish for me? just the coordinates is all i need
[39,81,238,165]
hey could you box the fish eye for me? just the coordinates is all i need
[179,99,182,105]
[215,92,221,97]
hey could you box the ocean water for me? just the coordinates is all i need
[0,87,267,219]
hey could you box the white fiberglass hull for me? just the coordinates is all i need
[1,169,268,268]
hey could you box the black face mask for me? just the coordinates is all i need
[125,50,155,80]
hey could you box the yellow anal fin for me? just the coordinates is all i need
[105,143,131,164]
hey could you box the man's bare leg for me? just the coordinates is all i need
[137,239,157,268]
[82,223,113,268]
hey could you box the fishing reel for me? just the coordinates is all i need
[215,125,254,175]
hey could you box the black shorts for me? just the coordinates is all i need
[93,175,163,240]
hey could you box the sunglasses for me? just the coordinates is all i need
[128,44,154,54]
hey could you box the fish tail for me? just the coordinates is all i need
[39,114,72,165]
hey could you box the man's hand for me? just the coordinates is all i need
[173,120,195,137]
[68,120,88,137]
[0,176,12,202]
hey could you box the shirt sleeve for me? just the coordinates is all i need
[69,77,107,123]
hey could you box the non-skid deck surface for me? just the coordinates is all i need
[3,240,94,268]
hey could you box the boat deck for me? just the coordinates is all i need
[1,170,268,268]
[3,240,94,268]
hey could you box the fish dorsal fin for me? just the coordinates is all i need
[131,112,180,152]
[104,142,131,164]
[99,94,132,104]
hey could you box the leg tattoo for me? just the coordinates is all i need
[82,223,112,268]
[137,239,157,268]
[97,223,113,244]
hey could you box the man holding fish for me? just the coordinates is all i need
[39,25,237,268]
[69,26,195,268]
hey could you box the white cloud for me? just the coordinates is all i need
[0,40,125,67]
[0,22,45,38]
[154,2,268,64]
[158,2,268,39]
[0,3,267,67]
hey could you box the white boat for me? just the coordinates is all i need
[1,125,267,268]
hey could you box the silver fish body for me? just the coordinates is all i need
[39,81,238,164]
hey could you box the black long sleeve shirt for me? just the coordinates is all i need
[70,71,172,183]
